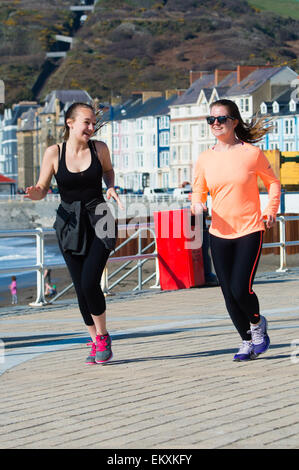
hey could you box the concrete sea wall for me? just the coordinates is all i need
[0,200,59,229]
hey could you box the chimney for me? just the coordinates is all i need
[141,91,162,103]
[237,65,262,84]
[214,69,233,86]
[189,70,209,85]
[165,89,177,99]
[55,98,60,120]
[132,91,162,103]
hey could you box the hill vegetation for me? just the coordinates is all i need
[247,0,299,20]
[1,0,299,107]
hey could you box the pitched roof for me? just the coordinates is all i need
[225,67,282,96]
[41,90,92,114]
[130,95,178,119]
[18,107,39,131]
[170,71,239,106]
[102,94,177,122]
[262,88,299,116]
[3,104,36,126]
[172,73,215,106]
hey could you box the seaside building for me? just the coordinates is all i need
[0,115,4,175]
[260,88,299,152]
[168,65,297,188]
[2,66,298,194]
[96,92,178,191]
[0,102,37,185]
[16,89,92,189]
[260,89,299,190]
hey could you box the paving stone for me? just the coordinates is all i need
[0,269,299,449]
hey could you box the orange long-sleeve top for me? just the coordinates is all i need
[192,142,281,239]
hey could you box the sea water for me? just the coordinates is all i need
[0,235,64,296]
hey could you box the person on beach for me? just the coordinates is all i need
[191,99,281,361]
[9,276,17,305]
[44,268,52,296]
[25,102,123,365]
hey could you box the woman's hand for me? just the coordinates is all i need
[25,185,46,201]
[260,213,275,229]
[106,187,124,210]
[191,202,207,215]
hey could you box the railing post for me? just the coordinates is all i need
[138,228,142,290]
[29,227,47,306]
[150,228,160,289]
[276,216,288,272]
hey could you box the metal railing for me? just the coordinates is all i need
[0,215,298,307]
[0,224,159,307]
[46,223,159,306]
[265,215,299,272]
[0,193,190,204]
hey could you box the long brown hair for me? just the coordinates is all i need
[210,99,273,143]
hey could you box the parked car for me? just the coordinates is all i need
[143,187,167,202]
[173,187,192,200]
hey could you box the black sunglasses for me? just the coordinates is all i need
[206,115,234,125]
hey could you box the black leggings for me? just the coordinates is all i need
[210,231,263,341]
[59,233,110,326]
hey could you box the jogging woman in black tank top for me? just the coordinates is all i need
[25,102,123,365]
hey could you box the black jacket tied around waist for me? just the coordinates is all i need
[54,198,117,255]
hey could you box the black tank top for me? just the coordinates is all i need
[54,140,104,204]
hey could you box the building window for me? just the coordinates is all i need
[147,116,154,128]
[137,152,144,168]
[123,154,129,168]
[160,151,169,167]
[183,168,188,181]
[285,142,294,151]
[182,124,189,139]
[159,131,169,147]
[273,120,278,134]
[199,122,206,138]
[162,172,169,188]
[284,119,294,135]
[289,100,296,112]
[113,136,119,150]
[240,98,249,113]
[171,168,177,185]
[121,121,128,132]
[136,135,143,148]
[182,145,189,161]
[121,136,129,148]
[273,102,279,113]
[113,154,119,168]
[159,116,169,129]
[136,119,143,130]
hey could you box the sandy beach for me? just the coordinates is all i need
[1,252,298,308]
[0,259,157,308]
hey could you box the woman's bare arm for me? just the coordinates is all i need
[94,140,123,209]
[25,145,58,200]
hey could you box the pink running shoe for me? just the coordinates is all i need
[95,333,113,363]
[85,341,96,365]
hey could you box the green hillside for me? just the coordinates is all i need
[1,0,299,107]
[247,0,299,19]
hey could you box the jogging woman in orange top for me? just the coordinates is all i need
[191,99,281,361]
